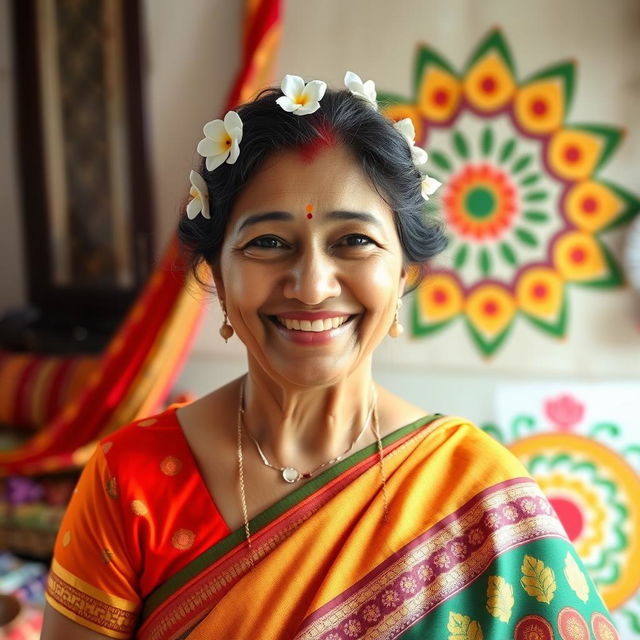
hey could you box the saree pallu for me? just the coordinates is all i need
[137,415,618,640]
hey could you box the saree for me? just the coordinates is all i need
[136,415,618,640]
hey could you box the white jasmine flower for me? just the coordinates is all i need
[344,71,377,110]
[196,110,243,172]
[393,117,428,166]
[186,170,210,219]
[276,75,327,116]
[421,175,442,201]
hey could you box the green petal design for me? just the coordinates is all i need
[479,248,492,276]
[521,295,568,337]
[511,415,537,440]
[520,173,541,187]
[523,211,550,224]
[499,242,518,266]
[571,124,624,172]
[413,45,459,94]
[454,245,469,269]
[573,238,623,288]
[465,28,516,75]
[499,139,516,163]
[411,297,460,337]
[430,150,454,172]
[453,130,470,159]
[481,126,494,156]
[512,154,533,174]
[515,228,539,247]
[589,423,622,438]
[465,315,516,356]
[376,90,412,109]
[598,180,640,232]
[523,190,548,202]
[521,61,576,116]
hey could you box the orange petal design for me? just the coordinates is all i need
[160,456,183,476]
[464,52,516,112]
[552,231,607,281]
[418,273,464,323]
[515,267,564,320]
[102,549,114,564]
[172,528,195,551]
[63,530,71,547]
[465,284,516,337]
[383,105,424,145]
[514,79,565,135]
[565,181,621,232]
[417,67,462,123]
[131,500,149,516]
[547,130,602,181]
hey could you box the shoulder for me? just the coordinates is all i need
[427,415,532,480]
[98,407,185,474]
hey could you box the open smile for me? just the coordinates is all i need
[266,314,356,344]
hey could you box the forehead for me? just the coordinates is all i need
[230,144,392,218]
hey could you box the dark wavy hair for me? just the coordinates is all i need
[178,87,447,292]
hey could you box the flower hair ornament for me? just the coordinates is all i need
[344,71,377,110]
[197,110,243,171]
[393,117,442,201]
[276,74,327,116]
[187,71,442,219]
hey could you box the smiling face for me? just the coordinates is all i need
[214,143,407,388]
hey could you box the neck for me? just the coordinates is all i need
[240,358,377,468]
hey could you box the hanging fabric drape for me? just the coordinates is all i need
[0,0,282,477]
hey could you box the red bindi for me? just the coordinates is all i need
[306,204,314,219]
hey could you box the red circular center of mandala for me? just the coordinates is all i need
[564,146,582,163]
[582,196,598,214]
[483,300,499,316]
[433,89,449,106]
[433,289,448,304]
[481,76,497,93]
[532,283,548,299]
[549,497,584,541]
[531,98,548,116]
[571,247,587,263]
[442,164,518,241]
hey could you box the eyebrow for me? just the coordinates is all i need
[237,210,384,232]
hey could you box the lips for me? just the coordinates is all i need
[275,316,349,332]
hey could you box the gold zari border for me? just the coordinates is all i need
[45,559,139,639]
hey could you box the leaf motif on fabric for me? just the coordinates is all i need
[447,611,484,640]
[563,552,589,602]
[520,554,557,603]
[486,575,515,622]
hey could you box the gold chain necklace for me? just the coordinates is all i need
[236,377,389,569]
[240,388,376,483]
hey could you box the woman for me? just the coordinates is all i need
[42,74,618,639]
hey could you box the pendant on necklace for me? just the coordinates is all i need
[282,467,301,483]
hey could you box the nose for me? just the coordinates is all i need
[283,246,341,305]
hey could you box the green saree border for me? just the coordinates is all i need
[142,412,443,619]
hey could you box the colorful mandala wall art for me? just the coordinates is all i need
[379,29,640,356]
[491,382,640,636]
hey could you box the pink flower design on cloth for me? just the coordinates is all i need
[544,394,585,431]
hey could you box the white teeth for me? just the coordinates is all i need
[279,316,348,332]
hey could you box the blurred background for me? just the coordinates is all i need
[0,0,639,637]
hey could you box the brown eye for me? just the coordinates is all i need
[247,236,287,249]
